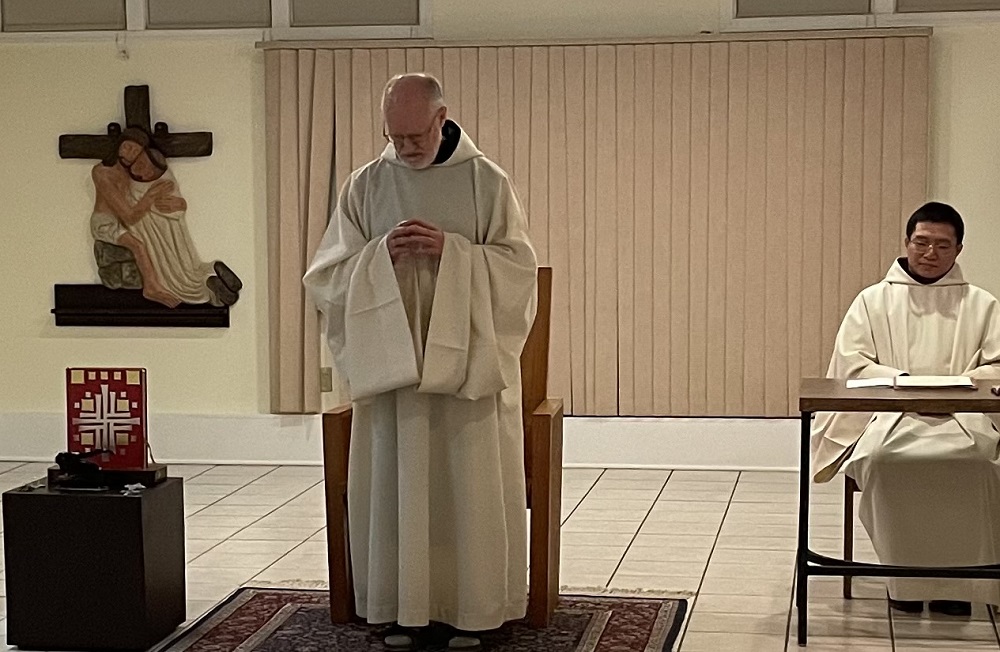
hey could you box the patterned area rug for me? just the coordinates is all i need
[154,588,688,652]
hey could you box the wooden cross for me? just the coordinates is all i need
[59,85,212,160]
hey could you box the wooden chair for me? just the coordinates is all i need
[843,475,859,599]
[321,266,564,628]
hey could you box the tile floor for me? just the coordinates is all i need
[0,462,993,651]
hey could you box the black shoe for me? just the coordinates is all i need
[213,261,243,293]
[929,600,972,616]
[889,599,924,613]
[207,276,239,306]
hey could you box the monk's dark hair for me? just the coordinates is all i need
[147,147,168,172]
[102,126,151,167]
[906,201,964,245]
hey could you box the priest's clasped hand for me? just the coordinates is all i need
[388,219,445,263]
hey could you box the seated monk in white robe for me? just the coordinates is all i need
[303,73,537,651]
[812,202,1000,616]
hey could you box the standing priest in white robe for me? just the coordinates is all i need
[812,202,1000,616]
[303,73,537,651]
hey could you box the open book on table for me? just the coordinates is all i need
[845,375,976,390]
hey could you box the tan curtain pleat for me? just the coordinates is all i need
[267,32,928,417]
[264,49,334,414]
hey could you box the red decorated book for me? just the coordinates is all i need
[66,367,148,469]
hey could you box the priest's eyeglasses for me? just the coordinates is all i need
[383,118,439,148]
[909,239,954,253]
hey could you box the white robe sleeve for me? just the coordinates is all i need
[966,298,1000,380]
[831,294,907,379]
[418,173,537,400]
[811,292,904,482]
[303,174,420,401]
[961,296,1000,434]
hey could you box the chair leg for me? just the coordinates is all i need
[843,476,856,600]
[323,411,355,623]
[326,491,354,622]
[527,406,563,628]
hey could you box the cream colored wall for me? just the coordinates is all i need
[0,39,268,415]
[928,25,1000,299]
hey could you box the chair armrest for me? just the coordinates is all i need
[322,405,353,498]
[325,404,353,419]
[529,398,563,474]
[532,398,563,420]
[322,404,353,438]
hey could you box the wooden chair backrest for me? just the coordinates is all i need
[520,267,552,429]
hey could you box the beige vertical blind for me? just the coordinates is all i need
[271,30,929,418]
[265,49,335,414]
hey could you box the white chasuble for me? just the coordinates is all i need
[304,128,537,630]
[812,261,1000,602]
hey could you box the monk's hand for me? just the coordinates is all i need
[396,219,445,258]
[387,222,415,265]
[387,220,445,264]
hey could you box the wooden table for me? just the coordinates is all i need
[796,378,1000,646]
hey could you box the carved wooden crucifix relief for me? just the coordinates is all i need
[59,85,213,160]
[53,84,237,328]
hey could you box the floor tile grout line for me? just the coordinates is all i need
[560,468,606,527]
[181,468,215,522]
[178,464,219,517]
[185,471,321,563]
[675,469,741,652]
[781,561,795,652]
[885,587,897,652]
[0,461,50,492]
[182,464,267,518]
[0,463,28,477]
[604,470,672,588]
[248,525,328,583]
[988,603,1000,650]
[218,476,324,558]
[760,470,797,652]
[184,469,270,521]
[184,464,217,482]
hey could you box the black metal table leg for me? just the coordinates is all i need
[796,410,811,646]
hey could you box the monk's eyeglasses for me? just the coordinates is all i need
[909,240,955,253]
[383,110,443,148]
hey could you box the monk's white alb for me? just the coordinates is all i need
[812,260,1000,603]
[304,126,537,630]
